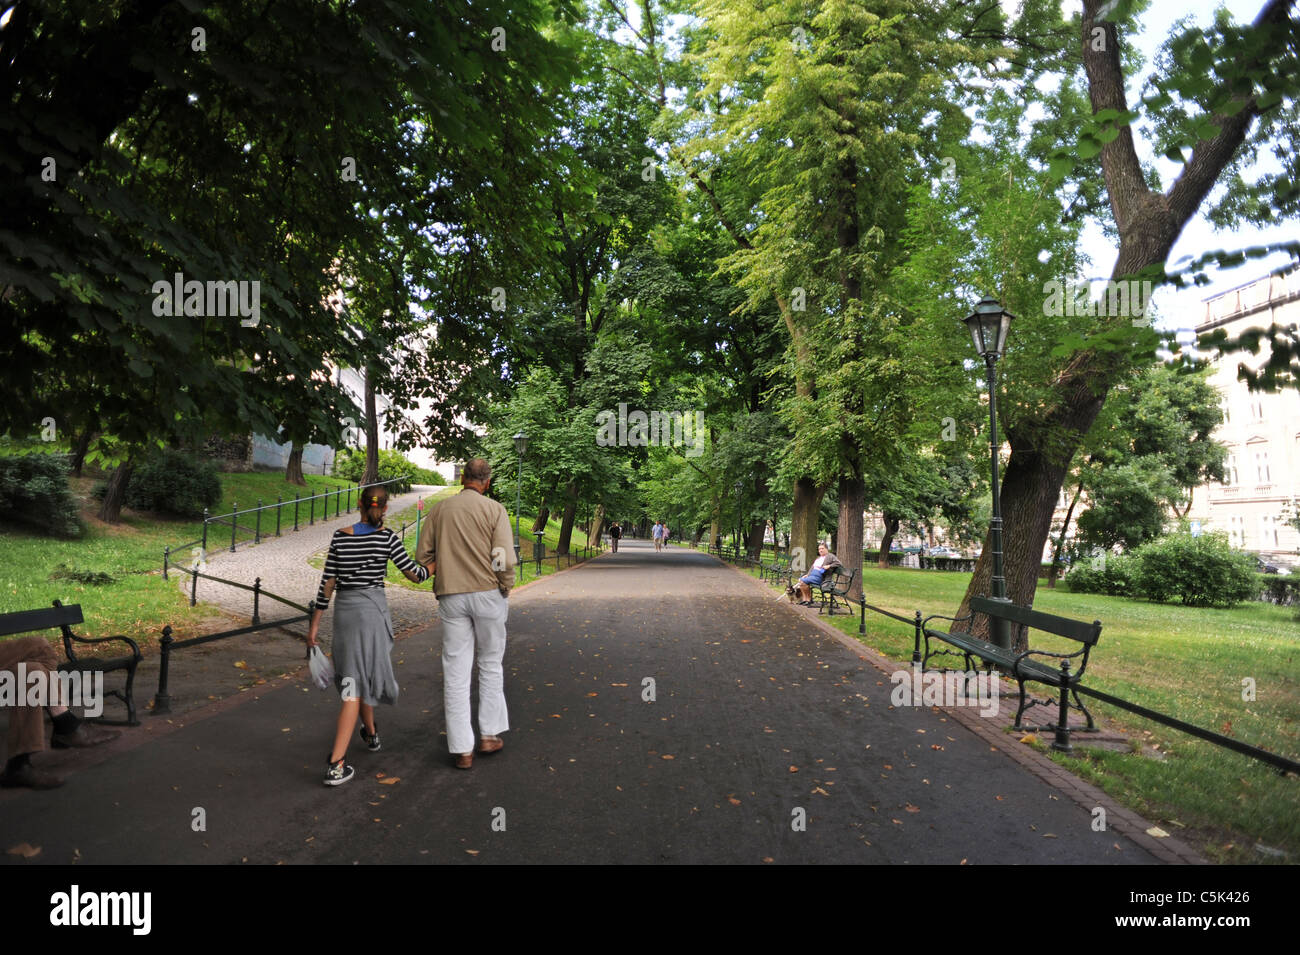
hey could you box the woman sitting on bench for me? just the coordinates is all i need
[795,543,841,606]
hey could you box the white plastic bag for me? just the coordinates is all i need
[308,645,335,690]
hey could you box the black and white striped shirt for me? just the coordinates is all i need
[315,526,428,609]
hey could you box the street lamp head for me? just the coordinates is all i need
[513,431,529,456]
[963,296,1014,359]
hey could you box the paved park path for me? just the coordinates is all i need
[1,539,1197,864]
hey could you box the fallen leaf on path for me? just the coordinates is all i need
[728,797,741,806]
[1043,833,1058,839]
[905,804,920,813]
[465,849,480,856]
[661,754,675,760]
[789,766,798,773]
[7,843,40,858]
[1146,827,1169,838]
[233,660,248,669]
[762,857,774,863]
[1019,734,1037,744]
[378,777,399,785]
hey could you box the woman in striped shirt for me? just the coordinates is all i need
[307,484,432,786]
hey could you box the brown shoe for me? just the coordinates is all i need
[0,763,64,789]
[51,723,121,749]
[478,736,504,755]
[454,753,474,770]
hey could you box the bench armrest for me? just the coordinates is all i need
[1011,645,1086,678]
[63,631,142,664]
[922,612,973,632]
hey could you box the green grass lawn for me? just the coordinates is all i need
[1,470,361,647]
[736,556,1300,863]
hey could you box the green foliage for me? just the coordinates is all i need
[332,448,423,493]
[48,563,116,586]
[1132,531,1259,608]
[0,453,83,539]
[125,452,222,519]
[1064,553,1138,597]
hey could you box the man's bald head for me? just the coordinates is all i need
[462,458,492,489]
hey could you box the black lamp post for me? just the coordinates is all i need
[963,296,1014,650]
[734,480,744,555]
[513,431,529,552]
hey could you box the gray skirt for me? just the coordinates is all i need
[331,587,398,706]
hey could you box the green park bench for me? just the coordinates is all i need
[920,596,1102,752]
[0,601,142,726]
[759,552,792,584]
[815,568,857,616]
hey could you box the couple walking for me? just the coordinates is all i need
[306,458,514,785]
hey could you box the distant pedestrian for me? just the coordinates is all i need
[652,520,665,552]
[609,521,622,553]
[415,458,516,769]
[308,485,432,787]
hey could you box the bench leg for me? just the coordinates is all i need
[1050,660,1072,753]
[1070,686,1097,732]
[1013,678,1030,731]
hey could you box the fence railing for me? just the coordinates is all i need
[709,545,1300,777]
[162,475,412,580]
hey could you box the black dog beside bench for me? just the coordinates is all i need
[919,596,1102,752]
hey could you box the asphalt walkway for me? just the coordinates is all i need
[1,540,1192,864]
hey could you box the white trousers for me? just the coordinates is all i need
[438,590,509,755]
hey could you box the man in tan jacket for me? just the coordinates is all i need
[416,458,516,769]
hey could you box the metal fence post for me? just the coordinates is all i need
[163,545,170,581]
[153,626,174,715]
[294,491,300,531]
[230,501,238,552]
[190,567,198,606]
[252,577,261,625]
[276,495,282,536]
[255,499,262,544]
[309,493,315,526]
[201,508,209,554]
[347,485,352,513]
[912,611,923,665]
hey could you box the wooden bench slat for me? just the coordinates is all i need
[0,604,85,637]
[970,596,1101,645]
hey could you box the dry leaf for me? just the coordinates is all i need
[762,856,774,863]
[233,660,248,669]
[7,843,41,859]
[905,804,920,813]
[728,797,742,806]
[788,765,799,773]
[1146,826,1169,838]
[378,777,399,785]
[1019,734,1037,744]
[465,849,480,856]
[661,754,675,760]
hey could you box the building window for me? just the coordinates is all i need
[1224,454,1238,486]
[1229,516,1245,548]
[1255,450,1271,484]
[1260,515,1279,549]
[1251,399,1265,421]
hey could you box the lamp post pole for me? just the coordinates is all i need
[962,296,1015,650]
[513,432,529,557]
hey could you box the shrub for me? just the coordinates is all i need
[0,452,83,538]
[125,451,222,518]
[1131,531,1258,608]
[1256,575,1300,607]
[1064,553,1137,596]
[333,448,442,492]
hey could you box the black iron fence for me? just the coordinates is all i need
[162,475,413,581]
[708,544,1300,777]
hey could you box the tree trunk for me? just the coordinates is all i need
[746,519,765,559]
[877,514,900,569]
[789,476,824,573]
[1048,480,1084,588]
[960,445,1073,645]
[285,442,307,486]
[836,472,865,601]
[531,503,550,534]
[556,483,578,555]
[70,429,94,477]
[362,371,379,486]
[97,460,133,523]
[587,504,605,547]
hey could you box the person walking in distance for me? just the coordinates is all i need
[416,458,516,769]
[652,519,664,552]
[609,521,622,553]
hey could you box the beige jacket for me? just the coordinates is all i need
[415,487,516,597]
